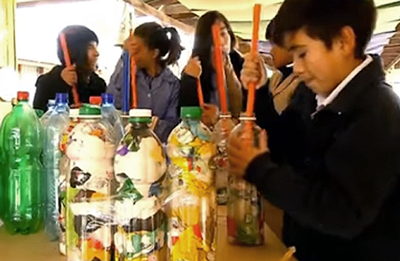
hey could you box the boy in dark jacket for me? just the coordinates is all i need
[228,0,400,260]
[33,25,106,112]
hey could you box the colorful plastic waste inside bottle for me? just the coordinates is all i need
[166,107,217,261]
[65,104,116,261]
[58,108,80,255]
[227,113,265,246]
[113,108,168,261]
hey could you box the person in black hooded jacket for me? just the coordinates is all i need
[228,1,400,260]
[33,25,107,112]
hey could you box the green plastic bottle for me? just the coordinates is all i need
[0,91,44,235]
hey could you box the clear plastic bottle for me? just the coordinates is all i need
[65,104,116,261]
[59,108,80,256]
[166,107,217,261]
[101,93,124,145]
[227,114,265,246]
[212,113,235,205]
[43,93,70,242]
[0,91,44,235]
[40,99,56,125]
[113,109,168,261]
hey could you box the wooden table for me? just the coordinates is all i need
[0,207,296,261]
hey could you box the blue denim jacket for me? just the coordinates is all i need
[107,56,180,142]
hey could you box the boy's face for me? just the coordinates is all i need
[286,28,355,97]
[270,43,293,69]
[87,41,99,72]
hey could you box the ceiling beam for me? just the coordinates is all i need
[145,0,177,8]
[161,3,190,15]
[124,0,194,33]
[17,0,92,7]
[169,12,196,20]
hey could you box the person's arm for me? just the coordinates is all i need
[179,73,200,108]
[107,54,124,109]
[245,97,400,239]
[154,80,181,143]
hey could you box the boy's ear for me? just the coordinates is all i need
[153,49,160,60]
[338,26,357,57]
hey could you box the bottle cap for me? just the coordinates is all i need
[101,93,114,105]
[180,107,202,119]
[55,93,68,104]
[89,96,102,106]
[79,104,101,116]
[17,91,29,101]
[129,109,152,118]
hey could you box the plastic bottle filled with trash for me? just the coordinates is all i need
[40,99,56,125]
[65,104,116,261]
[166,106,217,261]
[101,93,124,145]
[227,113,265,246]
[212,113,235,205]
[43,93,70,242]
[0,91,44,235]
[114,108,168,261]
[58,108,80,256]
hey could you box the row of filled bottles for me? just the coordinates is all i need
[0,91,265,261]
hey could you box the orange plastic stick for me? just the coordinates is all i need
[197,79,204,106]
[129,29,138,109]
[212,24,228,114]
[246,4,261,117]
[130,57,137,109]
[59,33,80,107]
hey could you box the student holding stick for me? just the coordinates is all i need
[107,22,183,142]
[180,11,243,127]
[228,0,400,260]
[33,25,106,112]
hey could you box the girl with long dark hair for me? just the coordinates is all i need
[108,22,184,142]
[179,11,243,127]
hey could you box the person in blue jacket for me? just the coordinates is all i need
[107,22,183,142]
[229,0,400,260]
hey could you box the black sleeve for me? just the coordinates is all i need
[33,73,69,112]
[179,73,201,108]
[245,96,400,239]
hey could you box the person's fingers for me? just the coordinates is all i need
[259,130,268,150]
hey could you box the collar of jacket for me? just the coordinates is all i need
[137,67,176,83]
[322,54,386,115]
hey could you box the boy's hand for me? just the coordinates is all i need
[184,57,202,78]
[201,103,219,128]
[61,65,77,86]
[241,53,268,90]
[227,130,269,178]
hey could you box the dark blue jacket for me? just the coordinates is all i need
[245,55,400,261]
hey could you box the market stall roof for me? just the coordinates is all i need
[139,0,400,67]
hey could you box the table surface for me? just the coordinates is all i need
[0,207,296,261]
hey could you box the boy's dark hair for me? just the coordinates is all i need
[272,0,377,58]
[57,25,98,69]
[134,22,184,67]
[265,18,275,42]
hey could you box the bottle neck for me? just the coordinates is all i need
[129,117,151,130]
[182,116,201,123]
[130,122,151,130]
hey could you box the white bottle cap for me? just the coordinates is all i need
[70,109,80,118]
[129,109,152,118]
